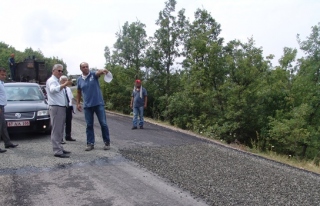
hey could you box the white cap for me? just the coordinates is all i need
[104,72,113,83]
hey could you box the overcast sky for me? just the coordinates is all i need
[0,0,319,75]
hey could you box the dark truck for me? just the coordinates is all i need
[13,57,51,85]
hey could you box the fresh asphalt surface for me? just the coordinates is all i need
[0,110,319,206]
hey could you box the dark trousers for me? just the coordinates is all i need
[65,106,73,139]
[10,67,15,81]
[0,106,12,147]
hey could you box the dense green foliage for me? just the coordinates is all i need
[103,0,320,162]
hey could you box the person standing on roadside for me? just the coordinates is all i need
[0,67,18,153]
[8,53,15,81]
[76,62,112,151]
[130,79,147,129]
[46,64,72,158]
[60,75,76,142]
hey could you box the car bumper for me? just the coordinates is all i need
[6,118,51,133]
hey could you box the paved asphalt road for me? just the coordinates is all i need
[0,111,207,206]
[0,110,319,206]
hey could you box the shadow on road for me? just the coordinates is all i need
[8,132,49,141]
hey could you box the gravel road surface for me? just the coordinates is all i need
[0,111,319,206]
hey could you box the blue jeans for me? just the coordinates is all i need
[84,105,110,145]
[133,106,144,127]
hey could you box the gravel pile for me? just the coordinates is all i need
[119,142,320,206]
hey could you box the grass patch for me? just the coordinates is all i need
[251,149,320,174]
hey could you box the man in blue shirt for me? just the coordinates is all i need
[130,79,147,129]
[0,67,18,153]
[76,62,111,151]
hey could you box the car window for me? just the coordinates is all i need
[5,86,44,101]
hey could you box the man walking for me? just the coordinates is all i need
[130,79,147,129]
[76,62,112,151]
[46,64,71,158]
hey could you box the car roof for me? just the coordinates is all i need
[4,82,41,87]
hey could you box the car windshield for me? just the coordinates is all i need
[5,85,45,101]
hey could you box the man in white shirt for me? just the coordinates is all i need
[46,64,72,158]
[60,75,76,142]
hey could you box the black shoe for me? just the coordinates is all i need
[5,143,18,148]
[61,140,66,144]
[66,137,76,141]
[54,153,70,158]
[63,150,71,154]
[132,126,137,130]
[140,126,143,129]
[0,148,7,153]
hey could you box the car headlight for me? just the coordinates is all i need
[37,110,49,116]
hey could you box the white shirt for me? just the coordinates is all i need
[46,75,66,106]
[82,73,89,80]
[65,86,74,106]
[0,81,7,106]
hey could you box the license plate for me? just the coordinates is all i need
[7,121,30,127]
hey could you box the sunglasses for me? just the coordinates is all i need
[57,70,63,73]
